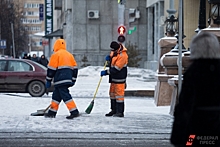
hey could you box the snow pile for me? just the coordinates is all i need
[78,66,156,82]
[127,67,156,82]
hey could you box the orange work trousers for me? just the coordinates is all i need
[109,83,125,102]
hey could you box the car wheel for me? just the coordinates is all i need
[28,81,45,97]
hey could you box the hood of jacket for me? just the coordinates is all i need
[53,39,66,52]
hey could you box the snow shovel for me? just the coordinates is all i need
[30,104,51,116]
[85,61,108,114]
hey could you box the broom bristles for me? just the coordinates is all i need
[85,100,94,114]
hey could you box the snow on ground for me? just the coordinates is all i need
[73,66,157,97]
[0,66,172,133]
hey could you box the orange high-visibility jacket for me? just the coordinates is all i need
[46,39,78,87]
[107,44,128,83]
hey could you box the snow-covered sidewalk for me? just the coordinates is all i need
[0,95,172,134]
[0,67,172,136]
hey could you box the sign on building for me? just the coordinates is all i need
[0,40,6,49]
[39,4,44,21]
[45,0,53,35]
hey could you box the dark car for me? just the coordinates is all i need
[0,58,53,97]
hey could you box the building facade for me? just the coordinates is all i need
[19,0,45,55]
[146,0,210,71]
[49,0,211,71]
[51,0,148,68]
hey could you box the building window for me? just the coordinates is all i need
[28,19,32,23]
[27,3,32,8]
[21,19,42,24]
[24,11,39,16]
[28,11,34,15]
[24,3,40,8]
[24,3,28,8]
[29,26,41,31]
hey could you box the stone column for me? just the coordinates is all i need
[157,37,177,73]
[154,37,177,106]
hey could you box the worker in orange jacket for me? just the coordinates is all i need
[101,41,128,117]
[44,39,79,119]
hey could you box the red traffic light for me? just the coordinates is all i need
[118,26,126,35]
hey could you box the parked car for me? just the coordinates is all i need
[0,58,53,97]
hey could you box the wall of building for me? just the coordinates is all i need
[165,0,210,49]
[147,0,162,7]
[145,0,165,71]
[21,0,45,53]
[58,0,148,68]
[172,0,200,50]
[126,0,148,68]
[54,0,210,71]
[146,0,210,71]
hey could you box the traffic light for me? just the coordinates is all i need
[129,8,140,24]
[128,8,140,35]
[128,26,136,35]
[118,0,125,4]
[117,25,126,43]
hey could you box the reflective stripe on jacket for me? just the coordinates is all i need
[46,39,78,87]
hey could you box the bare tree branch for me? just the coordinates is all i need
[0,0,28,57]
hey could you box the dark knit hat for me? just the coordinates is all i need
[110,41,120,51]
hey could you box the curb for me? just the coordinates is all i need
[125,90,154,97]
[0,132,170,140]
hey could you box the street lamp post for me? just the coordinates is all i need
[177,0,183,96]
[28,35,32,54]
[171,0,186,53]
[195,0,206,33]
[201,0,220,38]
[208,0,220,26]
[8,2,15,58]
[165,15,178,37]
[11,22,15,57]
[118,0,126,44]
[165,0,177,37]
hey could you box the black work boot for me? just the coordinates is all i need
[105,99,116,117]
[105,110,116,116]
[113,102,124,117]
[113,113,124,117]
[44,110,56,118]
[66,109,79,119]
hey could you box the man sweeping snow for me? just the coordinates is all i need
[44,39,79,119]
[100,41,128,117]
